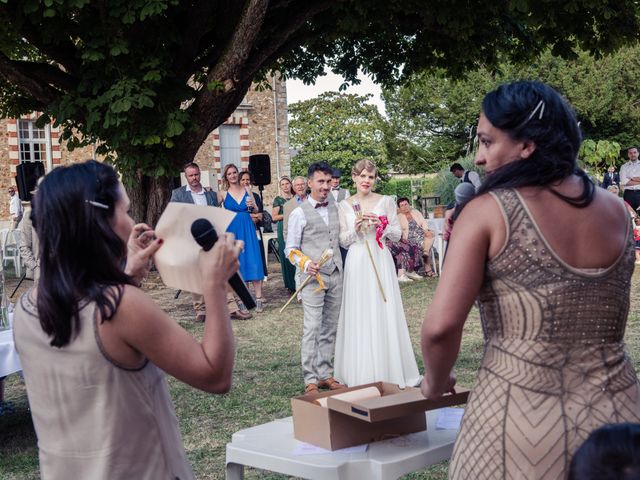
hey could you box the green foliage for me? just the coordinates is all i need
[383,69,498,174]
[579,139,622,175]
[434,154,480,206]
[379,179,412,200]
[384,45,640,175]
[0,0,638,222]
[421,176,438,196]
[289,92,387,190]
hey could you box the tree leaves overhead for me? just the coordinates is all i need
[0,0,638,222]
[384,45,640,174]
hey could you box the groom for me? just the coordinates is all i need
[285,161,346,393]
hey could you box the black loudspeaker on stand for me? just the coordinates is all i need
[248,154,271,187]
[16,161,45,202]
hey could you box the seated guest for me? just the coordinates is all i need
[602,166,620,189]
[14,160,241,479]
[387,197,436,281]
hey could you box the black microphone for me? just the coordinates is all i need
[191,218,256,310]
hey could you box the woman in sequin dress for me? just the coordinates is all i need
[420,81,640,479]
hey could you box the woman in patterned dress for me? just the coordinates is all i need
[420,81,640,479]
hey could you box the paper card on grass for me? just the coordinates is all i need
[435,407,464,430]
[153,203,235,294]
[292,442,368,456]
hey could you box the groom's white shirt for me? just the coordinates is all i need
[285,197,329,272]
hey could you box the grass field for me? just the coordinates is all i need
[1,265,639,479]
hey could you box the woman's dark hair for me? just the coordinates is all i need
[397,197,411,207]
[34,160,134,347]
[569,423,640,480]
[476,80,594,208]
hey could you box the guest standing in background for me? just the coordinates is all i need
[421,81,640,479]
[450,163,481,191]
[330,168,350,202]
[282,176,308,240]
[621,146,640,212]
[272,176,296,293]
[8,186,22,229]
[239,170,267,280]
[170,162,250,321]
[218,164,266,313]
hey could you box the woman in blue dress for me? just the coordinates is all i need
[218,164,266,312]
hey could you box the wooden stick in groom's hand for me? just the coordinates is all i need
[280,249,333,313]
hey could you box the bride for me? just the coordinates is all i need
[334,159,421,388]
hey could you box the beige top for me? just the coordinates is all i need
[13,291,194,480]
[397,208,429,241]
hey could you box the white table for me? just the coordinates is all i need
[426,219,446,275]
[0,328,21,378]
[225,410,458,479]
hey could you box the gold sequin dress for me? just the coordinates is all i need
[449,189,640,480]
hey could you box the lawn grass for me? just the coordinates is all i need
[1,266,639,479]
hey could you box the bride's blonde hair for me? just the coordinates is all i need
[351,158,377,176]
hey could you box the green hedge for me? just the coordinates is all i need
[379,179,412,200]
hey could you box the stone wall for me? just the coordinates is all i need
[0,118,12,220]
[193,75,290,209]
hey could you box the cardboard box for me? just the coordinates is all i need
[291,382,469,450]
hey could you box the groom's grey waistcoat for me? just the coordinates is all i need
[299,200,343,275]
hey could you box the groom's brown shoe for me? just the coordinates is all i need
[304,383,319,394]
[318,377,347,390]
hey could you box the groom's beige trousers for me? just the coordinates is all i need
[299,268,343,385]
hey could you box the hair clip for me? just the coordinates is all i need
[85,199,109,210]
[526,100,545,122]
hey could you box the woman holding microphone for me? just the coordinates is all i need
[13,160,242,479]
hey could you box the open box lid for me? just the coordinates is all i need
[326,384,469,423]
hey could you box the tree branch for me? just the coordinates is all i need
[242,0,336,79]
[179,0,269,148]
[0,4,82,76]
[172,0,221,73]
[0,54,67,105]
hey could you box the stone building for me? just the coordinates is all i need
[0,76,290,220]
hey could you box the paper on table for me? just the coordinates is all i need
[153,203,236,294]
[435,407,464,430]
[292,442,368,456]
[315,386,381,407]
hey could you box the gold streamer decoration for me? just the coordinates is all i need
[280,249,333,313]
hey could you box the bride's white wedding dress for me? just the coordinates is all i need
[334,195,422,388]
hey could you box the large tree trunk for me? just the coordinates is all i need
[127,172,174,227]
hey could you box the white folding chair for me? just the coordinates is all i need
[2,229,22,277]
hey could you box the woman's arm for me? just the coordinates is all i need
[338,201,358,248]
[382,196,402,242]
[271,198,284,222]
[253,193,264,223]
[420,195,502,398]
[411,209,430,232]
[104,234,241,394]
